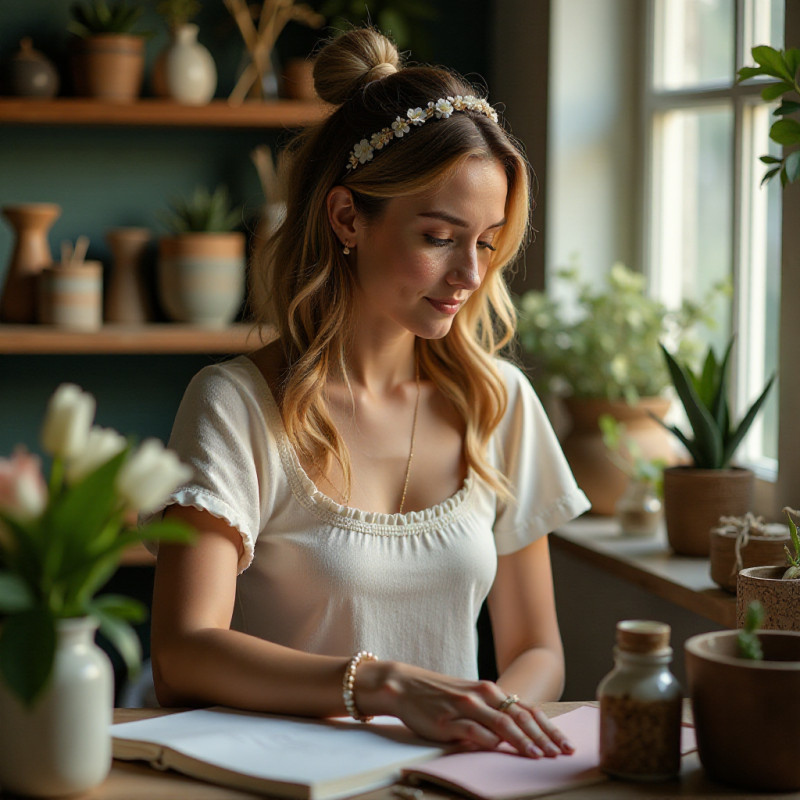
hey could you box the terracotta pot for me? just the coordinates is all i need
[685,629,800,791]
[1,203,61,323]
[158,233,245,327]
[662,466,754,557]
[561,396,674,516]
[737,565,800,631]
[38,261,103,330]
[710,525,790,593]
[71,34,144,102]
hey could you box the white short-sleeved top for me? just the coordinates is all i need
[155,356,589,679]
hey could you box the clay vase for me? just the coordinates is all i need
[561,396,674,516]
[662,466,754,557]
[1,203,61,323]
[6,37,60,98]
[737,566,800,631]
[151,24,217,105]
[71,34,145,102]
[105,227,152,324]
[685,629,800,791]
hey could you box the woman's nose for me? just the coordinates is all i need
[446,251,481,290]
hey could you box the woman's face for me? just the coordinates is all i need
[351,156,508,341]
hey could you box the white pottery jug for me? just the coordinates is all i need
[154,23,217,105]
[0,617,114,797]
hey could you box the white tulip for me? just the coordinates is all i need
[40,384,96,461]
[65,426,128,485]
[116,438,192,513]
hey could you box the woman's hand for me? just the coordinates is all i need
[355,661,574,758]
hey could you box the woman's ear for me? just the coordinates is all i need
[327,186,358,249]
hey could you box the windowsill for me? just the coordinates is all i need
[551,516,736,628]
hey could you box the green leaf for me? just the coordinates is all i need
[660,344,723,467]
[770,117,800,145]
[91,606,141,679]
[775,100,800,116]
[0,571,35,613]
[760,155,783,164]
[736,66,764,82]
[762,81,795,101]
[0,606,56,707]
[752,45,793,82]
[761,165,782,186]
[135,518,195,544]
[737,601,764,660]
[721,372,776,467]
[91,593,147,622]
[786,48,800,81]
[785,150,800,184]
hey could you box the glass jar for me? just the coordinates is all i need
[597,620,683,781]
[615,479,662,536]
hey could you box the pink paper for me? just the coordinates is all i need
[403,705,697,800]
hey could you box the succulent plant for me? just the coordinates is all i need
[68,0,152,37]
[160,186,243,234]
[737,600,764,660]
[782,508,800,580]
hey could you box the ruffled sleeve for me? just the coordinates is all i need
[490,359,591,555]
[143,359,277,573]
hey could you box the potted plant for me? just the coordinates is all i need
[685,602,800,791]
[0,383,193,797]
[516,262,721,514]
[157,185,246,327]
[68,0,152,102]
[151,0,217,105]
[654,338,775,556]
[736,507,800,630]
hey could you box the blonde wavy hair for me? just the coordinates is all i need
[249,28,531,500]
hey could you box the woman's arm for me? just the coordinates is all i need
[151,505,572,758]
[488,536,566,702]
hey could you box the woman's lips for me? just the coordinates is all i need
[426,297,461,315]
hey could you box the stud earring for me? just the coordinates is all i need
[342,242,351,255]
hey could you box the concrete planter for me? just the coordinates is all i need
[737,565,800,631]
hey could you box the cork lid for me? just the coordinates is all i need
[615,620,671,653]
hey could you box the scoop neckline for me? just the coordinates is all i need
[239,355,475,530]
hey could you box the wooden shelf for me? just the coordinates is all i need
[0,323,271,354]
[551,517,736,628]
[0,97,330,129]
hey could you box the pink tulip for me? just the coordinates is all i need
[0,447,48,522]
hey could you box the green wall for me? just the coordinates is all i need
[0,0,491,457]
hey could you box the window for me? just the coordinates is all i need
[643,0,784,478]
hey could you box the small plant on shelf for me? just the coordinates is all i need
[599,414,666,494]
[68,0,152,37]
[159,186,242,234]
[737,600,764,660]
[781,507,800,580]
[155,0,202,31]
[655,338,775,470]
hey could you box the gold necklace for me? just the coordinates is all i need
[398,354,421,515]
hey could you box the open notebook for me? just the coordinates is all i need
[112,705,697,800]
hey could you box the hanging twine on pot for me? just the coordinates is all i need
[715,512,771,582]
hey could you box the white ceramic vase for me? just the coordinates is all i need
[0,617,114,797]
[153,23,217,105]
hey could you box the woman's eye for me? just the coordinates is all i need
[425,235,452,247]
[478,241,497,252]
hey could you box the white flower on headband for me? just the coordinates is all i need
[392,117,410,136]
[434,98,454,118]
[353,139,373,164]
[346,95,499,172]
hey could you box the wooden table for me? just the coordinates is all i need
[75,704,796,799]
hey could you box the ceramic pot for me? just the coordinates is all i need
[737,565,800,630]
[1,203,61,323]
[0,617,114,797]
[105,227,153,323]
[6,37,60,98]
[38,261,103,330]
[71,34,144,102]
[561,396,674,516]
[158,232,246,327]
[281,57,316,100]
[151,24,216,105]
[685,629,800,791]
[662,466,754,557]
[710,524,790,593]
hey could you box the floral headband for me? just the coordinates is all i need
[345,94,499,172]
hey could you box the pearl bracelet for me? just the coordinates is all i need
[342,650,378,722]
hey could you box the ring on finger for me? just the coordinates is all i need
[497,693,520,713]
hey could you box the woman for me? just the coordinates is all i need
[150,27,590,759]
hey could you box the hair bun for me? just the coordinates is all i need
[313,28,401,106]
